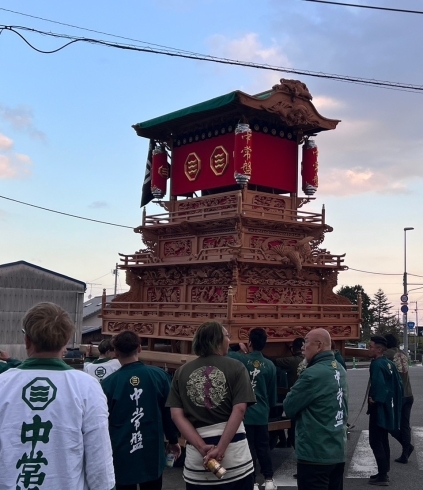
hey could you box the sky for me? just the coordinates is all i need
[1,0,423,323]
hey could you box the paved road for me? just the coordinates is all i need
[162,365,423,489]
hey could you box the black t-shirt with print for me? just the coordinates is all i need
[166,354,256,428]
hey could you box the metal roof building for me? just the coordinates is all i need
[0,260,86,359]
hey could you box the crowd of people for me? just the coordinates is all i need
[0,302,413,490]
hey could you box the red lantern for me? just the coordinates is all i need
[151,147,169,199]
[234,123,252,187]
[301,139,318,196]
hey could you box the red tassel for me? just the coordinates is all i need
[151,147,169,199]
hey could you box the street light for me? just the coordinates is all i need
[403,227,414,353]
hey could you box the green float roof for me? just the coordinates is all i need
[132,84,339,140]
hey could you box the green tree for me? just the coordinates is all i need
[371,289,402,337]
[337,285,374,341]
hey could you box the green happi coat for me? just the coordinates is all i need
[101,361,179,486]
[369,356,403,431]
[228,350,277,425]
[0,358,21,374]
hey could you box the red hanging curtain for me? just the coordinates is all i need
[151,147,169,198]
[301,139,318,195]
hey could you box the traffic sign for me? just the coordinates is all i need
[401,305,409,313]
[407,322,415,329]
[401,294,409,303]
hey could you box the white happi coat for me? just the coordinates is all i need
[84,358,121,382]
[0,358,115,490]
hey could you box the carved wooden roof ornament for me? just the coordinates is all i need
[132,79,340,141]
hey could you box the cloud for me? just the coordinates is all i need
[312,96,344,112]
[89,201,109,209]
[315,114,423,195]
[319,167,407,196]
[0,153,32,179]
[0,134,13,151]
[0,104,46,141]
[207,33,291,91]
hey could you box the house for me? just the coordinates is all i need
[0,260,86,359]
[82,294,115,344]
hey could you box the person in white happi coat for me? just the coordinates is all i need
[84,338,121,382]
[0,302,116,490]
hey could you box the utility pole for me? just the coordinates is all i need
[412,301,418,361]
[113,263,118,296]
[403,227,414,353]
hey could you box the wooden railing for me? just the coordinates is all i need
[140,192,324,227]
[102,299,360,322]
[117,247,346,268]
[242,202,323,225]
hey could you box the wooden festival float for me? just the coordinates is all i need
[100,79,361,370]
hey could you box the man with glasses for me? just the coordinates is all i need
[283,328,348,490]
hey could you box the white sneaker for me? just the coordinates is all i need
[264,479,277,490]
[254,484,260,490]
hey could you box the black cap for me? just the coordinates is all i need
[370,335,387,347]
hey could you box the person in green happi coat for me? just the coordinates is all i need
[367,336,403,487]
[102,331,181,490]
[0,349,21,373]
[228,328,277,490]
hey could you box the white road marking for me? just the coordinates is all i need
[346,430,377,478]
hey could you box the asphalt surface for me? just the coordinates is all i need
[162,365,423,490]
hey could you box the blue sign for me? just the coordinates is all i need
[408,322,415,329]
[401,305,409,313]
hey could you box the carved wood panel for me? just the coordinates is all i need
[142,268,185,286]
[186,266,233,285]
[147,287,181,304]
[202,235,236,249]
[239,264,320,286]
[106,322,154,334]
[177,194,237,214]
[239,324,352,340]
[164,324,198,337]
[252,195,286,212]
[163,239,192,257]
[246,286,313,305]
[191,286,228,303]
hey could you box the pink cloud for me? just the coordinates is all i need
[0,134,13,151]
[0,154,32,179]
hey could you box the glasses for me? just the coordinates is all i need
[224,332,232,340]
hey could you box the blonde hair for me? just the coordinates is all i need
[23,302,75,352]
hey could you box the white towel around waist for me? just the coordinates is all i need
[183,421,253,486]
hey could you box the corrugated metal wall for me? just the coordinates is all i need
[0,263,85,360]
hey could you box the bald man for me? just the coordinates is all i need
[283,329,348,490]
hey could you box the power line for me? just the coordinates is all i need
[348,267,402,276]
[2,25,423,94]
[0,195,135,229]
[0,8,199,57]
[348,267,423,279]
[301,0,423,15]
